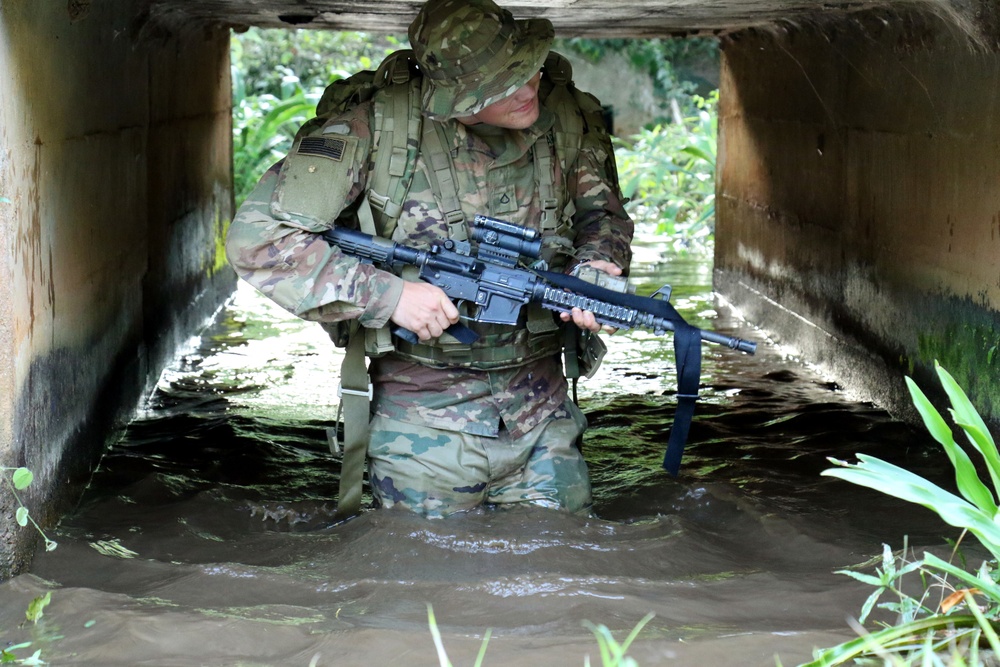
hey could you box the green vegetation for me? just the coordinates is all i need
[614,92,717,254]
[556,37,718,121]
[0,641,45,665]
[584,612,656,667]
[1,467,56,552]
[802,362,1000,665]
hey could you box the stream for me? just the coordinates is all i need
[0,231,960,666]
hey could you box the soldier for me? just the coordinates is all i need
[226,0,634,518]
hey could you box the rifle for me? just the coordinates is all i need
[322,214,756,474]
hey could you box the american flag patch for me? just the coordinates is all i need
[297,136,346,161]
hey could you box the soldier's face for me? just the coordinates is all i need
[459,72,542,130]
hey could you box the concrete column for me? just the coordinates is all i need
[0,1,234,577]
[715,13,1000,428]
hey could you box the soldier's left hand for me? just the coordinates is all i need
[560,260,622,333]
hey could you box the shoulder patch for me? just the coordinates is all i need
[271,134,361,230]
[298,136,348,161]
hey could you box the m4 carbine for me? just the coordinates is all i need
[322,214,756,475]
[323,214,756,353]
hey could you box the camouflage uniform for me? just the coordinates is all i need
[226,0,633,518]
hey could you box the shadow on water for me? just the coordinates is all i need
[0,231,963,666]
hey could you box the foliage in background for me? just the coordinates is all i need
[232,73,318,206]
[556,37,718,124]
[800,362,1000,665]
[614,92,718,254]
[232,28,403,97]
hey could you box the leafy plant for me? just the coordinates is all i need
[614,92,718,254]
[801,362,1000,665]
[584,612,655,667]
[427,604,493,667]
[835,542,929,625]
[0,641,45,665]
[825,362,1000,562]
[1,467,57,552]
[24,592,51,625]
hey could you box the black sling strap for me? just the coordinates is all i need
[537,270,701,476]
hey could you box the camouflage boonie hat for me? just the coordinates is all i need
[408,0,554,120]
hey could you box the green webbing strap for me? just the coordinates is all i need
[367,58,421,239]
[423,119,468,241]
[331,61,425,519]
[334,320,371,519]
[531,135,560,235]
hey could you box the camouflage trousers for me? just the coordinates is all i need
[367,400,591,518]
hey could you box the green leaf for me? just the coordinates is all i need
[1,642,32,663]
[858,588,883,624]
[16,506,29,527]
[11,467,33,490]
[20,650,45,666]
[25,591,51,623]
[797,614,981,667]
[0,196,11,204]
[833,569,883,586]
[905,376,953,446]
[935,363,1000,489]
[823,455,1000,561]
[921,552,1000,602]
[955,418,1000,494]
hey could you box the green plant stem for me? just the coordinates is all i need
[801,615,981,667]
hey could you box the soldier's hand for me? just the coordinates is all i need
[560,260,622,333]
[391,282,460,341]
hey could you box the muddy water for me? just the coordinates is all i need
[1,233,959,666]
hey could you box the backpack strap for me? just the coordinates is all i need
[331,52,423,519]
[541,52,583,178]
[421,115,469,242]
[366,52,423,239]
[532,134,561,236]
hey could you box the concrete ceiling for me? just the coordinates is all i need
[143,0,975,38]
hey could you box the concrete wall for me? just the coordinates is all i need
[714,13,1000,428]
[0,2,234,577]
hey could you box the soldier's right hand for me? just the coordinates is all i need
[390,282,460,341]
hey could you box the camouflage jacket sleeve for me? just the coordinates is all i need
[566,131,634,273]
[224,103,404,328]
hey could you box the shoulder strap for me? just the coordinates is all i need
[330,51,425,519]
[540,52,582,176]
[332,321,371,520]
[366,51,423,239]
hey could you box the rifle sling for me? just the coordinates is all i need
[537,270,701,476]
